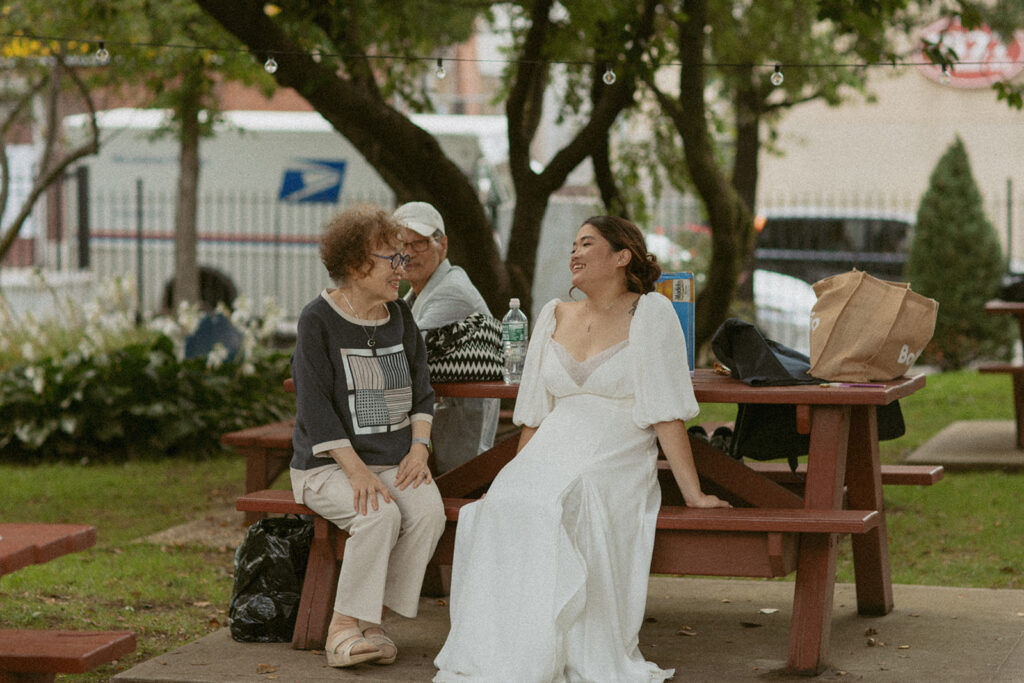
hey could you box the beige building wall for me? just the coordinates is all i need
[758,65,1024,261]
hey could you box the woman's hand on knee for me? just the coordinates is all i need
[349,469,393,515]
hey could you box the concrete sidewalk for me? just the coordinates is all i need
[907,419,1024,471]
[114,576,1024,682]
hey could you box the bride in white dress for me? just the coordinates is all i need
[434,216,730,682]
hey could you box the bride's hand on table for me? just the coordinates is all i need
[685,492,732,509]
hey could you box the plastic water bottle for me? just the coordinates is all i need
[501,298,529,384]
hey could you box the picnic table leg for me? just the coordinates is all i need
[845,406,894,616]
[241,446,272,525]
[239,447,292,525]
[1012,373,1024,449]
[291,518,344,650]
[787,405,849,675]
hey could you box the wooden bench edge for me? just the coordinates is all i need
[0,630,136,674]
[237,492,880,533]
[977,363,1024,374]
[435,497,879,533]
[656,506,880,534]
[744,461,944,486]
[236,489,311,515]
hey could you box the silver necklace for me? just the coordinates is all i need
[339,289,383,348]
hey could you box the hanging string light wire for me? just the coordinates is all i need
[0,31,1019,79]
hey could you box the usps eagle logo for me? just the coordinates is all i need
[278,159,347,203]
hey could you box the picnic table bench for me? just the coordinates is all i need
[979,300,1024,448]
[236,479,881,651]
[0,523,137,681]
[0,630,136,682]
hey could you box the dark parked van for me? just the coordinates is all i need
[754,210,914,284]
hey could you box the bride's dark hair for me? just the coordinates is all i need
[581,215,661,293]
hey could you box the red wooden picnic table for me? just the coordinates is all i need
[265,371,929,673]
[0,523,137,681]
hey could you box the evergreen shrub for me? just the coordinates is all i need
[904,135,1013,369]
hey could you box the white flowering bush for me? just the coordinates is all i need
[0,276,294,462]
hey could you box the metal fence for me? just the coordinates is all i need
[12,180,1024,336]
[83,185,395,319]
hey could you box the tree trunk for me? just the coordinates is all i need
[672,0,756,353]
[590,70,628,219]
[501,0,653,315]
[195,0,510,313]
[0,58,99,264]
[173,72,203,309]
[731,73,763,304]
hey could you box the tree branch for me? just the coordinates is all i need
[0,56,100,263]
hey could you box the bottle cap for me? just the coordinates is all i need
[510,298,520,307]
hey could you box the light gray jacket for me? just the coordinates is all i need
[406,260,501,474]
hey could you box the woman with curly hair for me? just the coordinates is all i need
[434,215,729,682]
[291,205,445,668]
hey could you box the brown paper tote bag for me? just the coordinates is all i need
[809,270,938,381]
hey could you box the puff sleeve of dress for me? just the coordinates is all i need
[631,292,699,429]
[511,298,559,428]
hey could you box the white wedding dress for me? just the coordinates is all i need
[434,293,698,683]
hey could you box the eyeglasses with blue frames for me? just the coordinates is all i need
[373,252,411,270]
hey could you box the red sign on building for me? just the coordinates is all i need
[918,16,1024,88]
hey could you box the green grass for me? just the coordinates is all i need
[875,470,1023,588]
[0,456,246,681]
[1,369,1022,680]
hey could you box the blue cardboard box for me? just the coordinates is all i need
[655,272,695,372]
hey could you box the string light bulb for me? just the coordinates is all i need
[95,41,110,65]
[770,64,784,86]
[435,58,447,80]
[602,64,616,85]
[940,64,951,84]
[264,56,278,74]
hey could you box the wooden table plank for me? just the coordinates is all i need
[0,524,97,576]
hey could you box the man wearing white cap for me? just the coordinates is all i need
[393,201,499,474]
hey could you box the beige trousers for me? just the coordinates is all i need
[297,465,446,624]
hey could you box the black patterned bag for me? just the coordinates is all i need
[424,312,504,382]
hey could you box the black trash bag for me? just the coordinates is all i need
[711,318,905,471]
[229,516,314,643]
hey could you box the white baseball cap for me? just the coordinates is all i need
[394,201,445,237]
